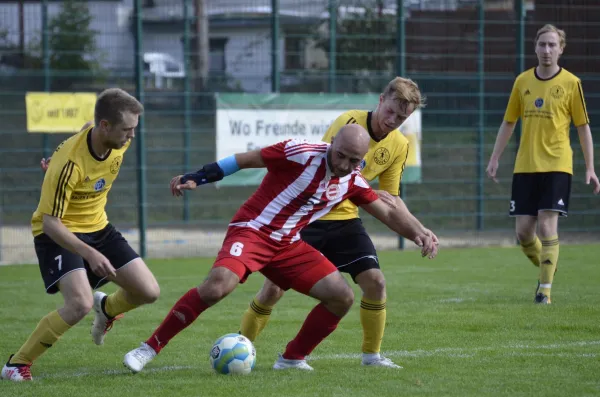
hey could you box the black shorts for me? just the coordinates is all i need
[34,223,140,294]
[300,219,378,283]
[510,172,572,217]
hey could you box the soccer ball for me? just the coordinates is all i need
[209,333,256,375]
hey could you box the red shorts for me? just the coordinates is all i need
[213,226,337,295]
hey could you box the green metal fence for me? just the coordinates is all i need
[1,0,599,264]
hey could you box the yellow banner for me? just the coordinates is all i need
[26,92,96,133]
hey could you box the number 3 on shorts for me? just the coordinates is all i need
[229,242,244,257]
[510,200,515,212]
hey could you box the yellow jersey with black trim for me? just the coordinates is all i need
[504,67,589,174]
[319,110,409,221]
[31,125,130,236]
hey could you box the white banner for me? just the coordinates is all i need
[216,109,344,158]
[215,107,422,186]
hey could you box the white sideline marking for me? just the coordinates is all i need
[308,340,600,360]
[34,340,600,380]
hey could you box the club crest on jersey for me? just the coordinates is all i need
[359,159,367,170]
[326,184,341,200]
[374,147,391,165]
[550,85,564,99]
[94,178,106,191]
[534,98,544,108]
[110,156,122,174]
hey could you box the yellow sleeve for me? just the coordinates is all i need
[570,79,590,127]
[321,112,356,143]
[37,158,81,218]
[378,142,409,196]
[503,79,522,123]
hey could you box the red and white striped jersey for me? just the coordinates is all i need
[229,139,379,244]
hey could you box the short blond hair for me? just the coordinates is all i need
[94,88,144,126]
[382,77,426,109]
[535,24,566,50]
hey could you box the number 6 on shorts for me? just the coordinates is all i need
[230,242,244,257]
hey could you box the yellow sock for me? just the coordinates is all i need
[10,310,71,365]
[539,236,559,298]
[360,298,386,354]
[520,236,542,267]
[104,288,139,318]
[239,298,273,342]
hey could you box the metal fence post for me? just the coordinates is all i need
[515,0,525,154]
[183,0,192,222]
[396,0,406,250]
[476,0,485,231]
[271,0,280,92]
[134,0,147,257]
[41,0,50,158]
[329,0,337,93]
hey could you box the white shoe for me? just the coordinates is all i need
[91,291,123,346]
[124,343,157,373]
[1,355,32,381]
[361,355,402,368]
[272,353,313,371]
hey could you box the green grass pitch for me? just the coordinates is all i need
[1,245,599,396]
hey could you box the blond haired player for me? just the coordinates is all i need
[487,24,599,304]
[1,88,160,381]
[239,77,436,368]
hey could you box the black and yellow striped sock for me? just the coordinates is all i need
[539,236,559,298]
[10,310,71,365]
[520,236,542,267]
[360,298,386,354]
[239,298,273,342]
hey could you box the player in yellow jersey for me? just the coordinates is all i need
[487,24,599,305]
[239,77,437,367]
[1,88,160,381]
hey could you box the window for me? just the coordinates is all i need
[285,36,305,71]
[209,38,227,72]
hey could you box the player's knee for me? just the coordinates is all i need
[516,229,534,243]
[65,295,94,321]
[139,282,160,304]
[198,268,238,306]
[330,284,354,313]
[257,282,285,305]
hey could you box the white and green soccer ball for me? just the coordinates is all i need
[209,333,256,375]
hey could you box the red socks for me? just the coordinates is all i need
[283,303,342,360]
[146,288,209,353]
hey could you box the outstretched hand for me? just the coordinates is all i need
[41,157,51,172]
[413,233,438,259]
[170,175,198,197]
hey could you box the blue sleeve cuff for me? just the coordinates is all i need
[217,155,240,176]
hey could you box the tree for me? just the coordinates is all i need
[45,0,103,89]
[313,2,396,92]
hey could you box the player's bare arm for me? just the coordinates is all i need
[487,120,517,183]
[374,190,397,208]
[576,124,600,194]
[360,199,438,258]
[391,195,439,244]
[41,214,116,278]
